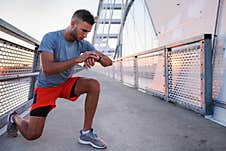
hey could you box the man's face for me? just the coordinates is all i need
[71,20,92,41]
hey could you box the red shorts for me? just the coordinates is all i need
[31,77,80,112]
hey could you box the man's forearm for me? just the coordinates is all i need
[41,51,98,76]
[42,57,81,76]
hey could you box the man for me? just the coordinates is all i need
[7,9,112,149]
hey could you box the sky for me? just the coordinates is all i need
[1,0,157,56]
[0,0,99,42]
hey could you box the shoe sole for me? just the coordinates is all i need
[78,138,106,149]
[7,111,18,137]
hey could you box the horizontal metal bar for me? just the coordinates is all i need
[166,34,211,49]
[115,46,165,61]
[73,65,85,73]
[0,18,40,46]
[98,19,121,24]
[95,34,118,39]
[113,34,211,61]
[0,72,39,82]
[0,38,35,52]
[101,49,115,53]
[214,100,226,109]
[0,65,85,82]
[102,3,123,9]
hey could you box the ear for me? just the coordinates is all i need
[71,19,76,27]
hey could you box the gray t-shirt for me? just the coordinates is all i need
[36,30,96,88]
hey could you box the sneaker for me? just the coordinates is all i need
[7,111,18,137]
[78,128,107,149]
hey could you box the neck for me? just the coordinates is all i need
[64,27,75,42]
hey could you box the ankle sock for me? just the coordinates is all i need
[82,129,90,135]
[10,114,15,123]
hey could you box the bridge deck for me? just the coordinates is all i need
[0,70,226,151]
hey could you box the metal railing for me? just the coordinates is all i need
[93,34,213,115]
[0,18,40,129]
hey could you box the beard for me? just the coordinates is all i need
[70,27,79,41]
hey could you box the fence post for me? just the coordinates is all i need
[203,34,213,115]
[120,59,123,82]
[112,63,115,80]
[164,47,169,101]
[29,46,39,100]
[134,56,139,89]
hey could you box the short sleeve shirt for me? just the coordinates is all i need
[36,30,96,88]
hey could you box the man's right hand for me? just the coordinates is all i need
[79,52,98,63]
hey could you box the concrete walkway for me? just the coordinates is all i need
[0,70,226,151]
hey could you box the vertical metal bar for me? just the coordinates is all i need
[114,0,135,59]
[203,34,213,115]
[92,0,104,45]
[28,46,39,100]
[112,63,115,79]
[134,56,138,89]
[200,40,205,114]
[212,0,223,65]
[164,47,169,101]
[143,0,158,36]
[120,59,123,82]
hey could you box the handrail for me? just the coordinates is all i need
[0,72,39,82]
[0,38,35,52]
[165,34,211,48]
[114,34,211,61]
[0,18,40,122]
[0,18,40,46]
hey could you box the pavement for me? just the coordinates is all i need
[0,70,226,151]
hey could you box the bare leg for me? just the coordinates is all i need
[73,78,100,131]
[13,115,46,140]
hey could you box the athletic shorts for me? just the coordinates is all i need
[30,77,80,116]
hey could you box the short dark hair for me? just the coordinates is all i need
[72,9,95,25]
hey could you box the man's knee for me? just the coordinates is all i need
[26,131,42,141]
[24,116,46,141]
[87,79,100,93]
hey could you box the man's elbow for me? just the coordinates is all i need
[43,70,51,76]
[42,67,52,76]
[103,61,113,67]
[109,61,113,66]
